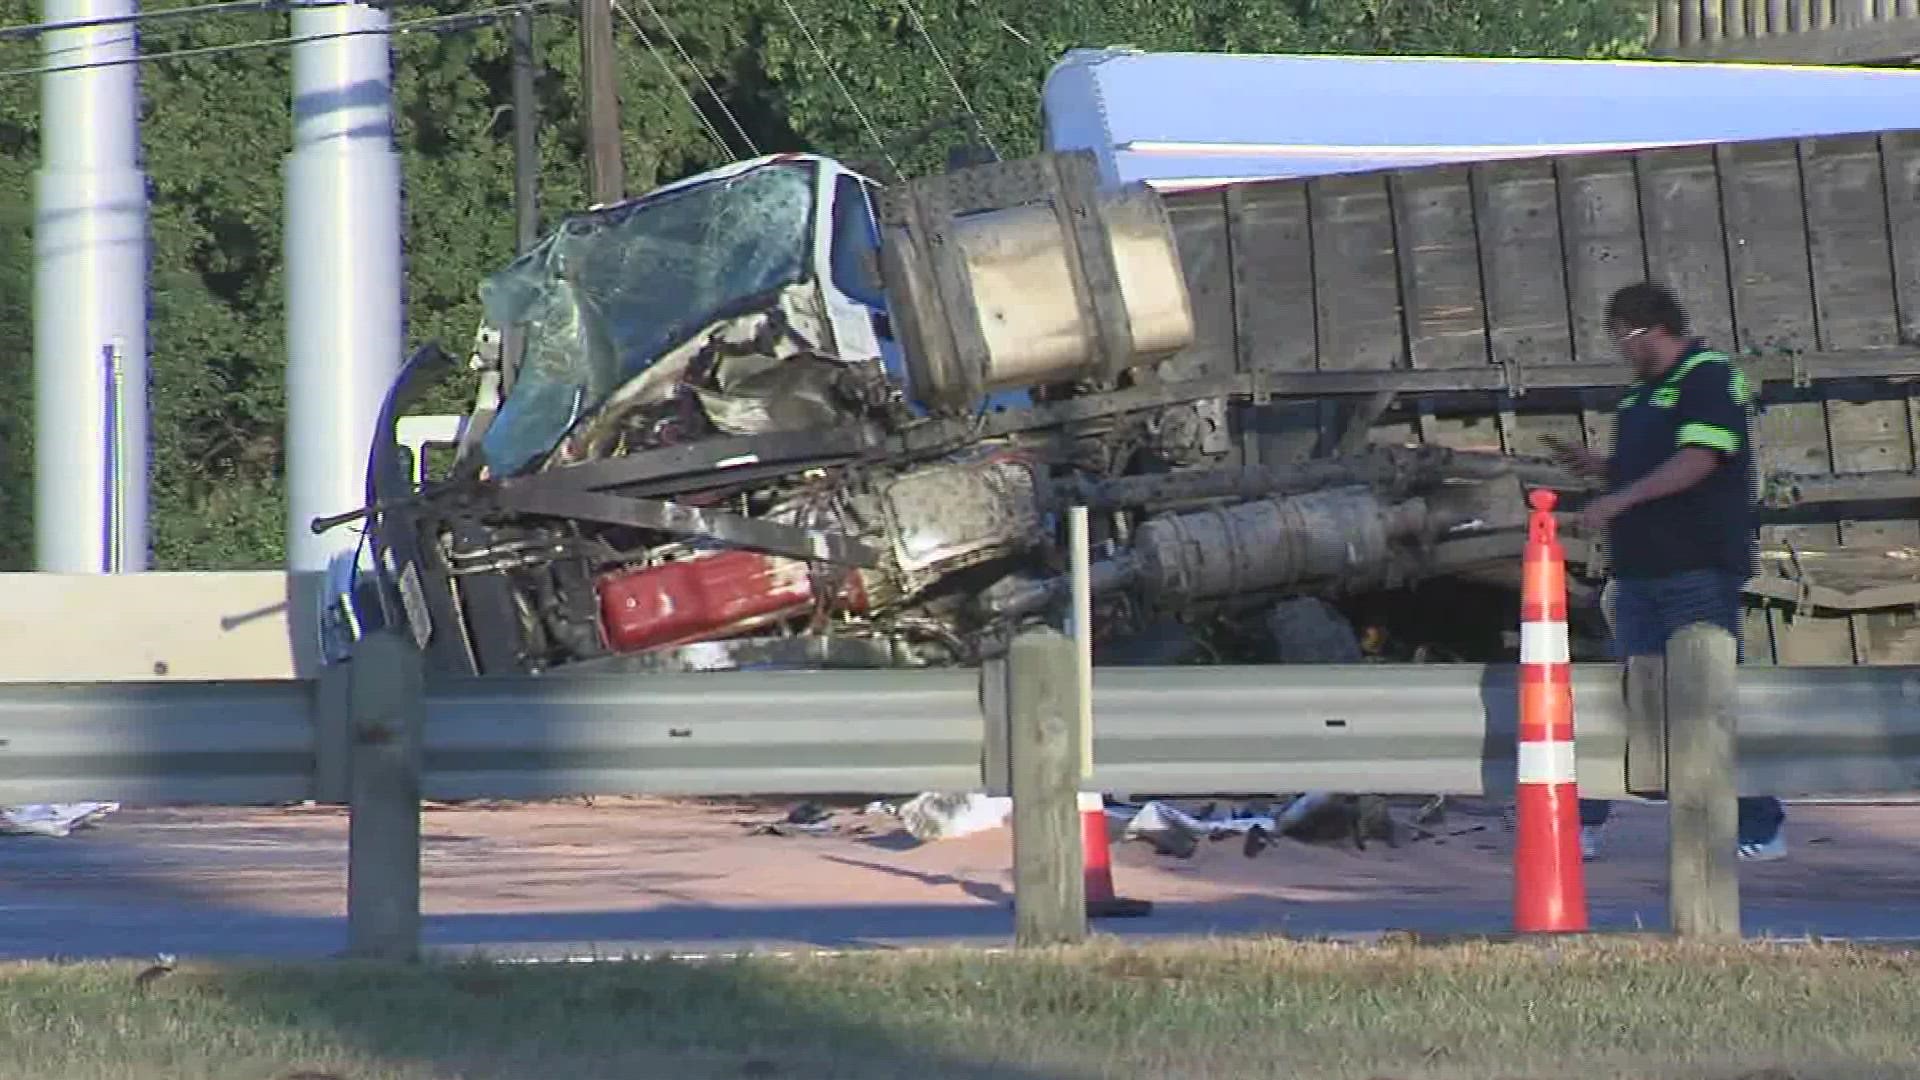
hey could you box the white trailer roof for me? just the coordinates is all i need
[1040,48,1920,190]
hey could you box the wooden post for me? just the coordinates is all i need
[1008,627,1087,946]
[346,628,426,961]
[1624,654,1668,795]
[577,0,624,206]
[510,8,541,252]
[1665,621,1741,940]
[502,7,542,386]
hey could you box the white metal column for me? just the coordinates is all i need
[33,0,150,574]
[284,0,405,668]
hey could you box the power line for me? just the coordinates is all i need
[775,0,900,181]
[0,0,355,43]
[607,0,732,160]
[0,1,563,80]
[629,0,757,158]
[892,0,998,161]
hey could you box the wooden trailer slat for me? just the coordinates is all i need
[1159,130,1920,665]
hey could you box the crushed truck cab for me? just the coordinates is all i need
[342,148,1541,677]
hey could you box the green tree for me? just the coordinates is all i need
[0,195,29,571]
[753,0,1649,179]
[0,0,734,569]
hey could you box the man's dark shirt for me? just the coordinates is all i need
[1605,340,1758,581]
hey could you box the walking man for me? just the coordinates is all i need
[1543,282,1786,863]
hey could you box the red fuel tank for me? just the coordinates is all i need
[596,550,870,653]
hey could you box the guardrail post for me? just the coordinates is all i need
[346,627,425,961]
[1625,655,1668,795]
[980,652,1012,797]
[1008,626,1087,946]
[1665,622,1741,940]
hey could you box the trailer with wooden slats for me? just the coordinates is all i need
[1145,130,1920,666]
[1648,0,1920,64]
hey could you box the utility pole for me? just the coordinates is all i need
[510,8,541,251]
[502,7,541,394]
[578,0,624,206]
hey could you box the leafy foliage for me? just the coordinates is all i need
[0,193,28,569]
[0,0,1646,569]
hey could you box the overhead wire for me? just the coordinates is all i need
[0,0,357,43]
[891,0,998,160]
[995,15,1033,50]
[774,0,900,182]
[608,0,733,159]
[630,0,757,158]
[0,0,566,80]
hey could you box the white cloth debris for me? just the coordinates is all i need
[897,792,1012,842]
[1119,792,1346,850]
[1122,800,1277,842]
[1,802,118,837]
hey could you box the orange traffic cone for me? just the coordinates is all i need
[1080,792,1152,918]
[1513,489,1590,933]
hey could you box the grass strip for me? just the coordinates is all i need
[0,936,1916,1079]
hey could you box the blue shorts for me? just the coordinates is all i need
[1607,568,1747,663]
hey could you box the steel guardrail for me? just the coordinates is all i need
[2,664,1918,806]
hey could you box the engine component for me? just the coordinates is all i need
[1055,444,1529,512]
[877,152,1195,413]
[597,550,870,653]
[1132,486,1429,602]
[564,632,931,673]
[875,457,1045,598]
[976,561,1137,623]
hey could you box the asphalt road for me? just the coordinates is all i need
[2,797,1917,961]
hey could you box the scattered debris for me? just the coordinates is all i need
[747,801,849,838]
[897,793,1012,842]
[1123,800,1275,857]
[132,953,177,993]
[1,802,118,837]
[1117,793,1480,857]
[740,791,1485,853]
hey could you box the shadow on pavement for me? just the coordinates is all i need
[10,892,1920,965]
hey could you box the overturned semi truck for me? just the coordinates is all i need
[319,118,1920,677]
[330,149,1537,675]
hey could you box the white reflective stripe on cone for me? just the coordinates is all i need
[1517,740,1579,786]
[1519,620,1570,665]
[1077,791,1104,813]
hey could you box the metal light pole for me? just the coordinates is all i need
[284,0,405,671]
[33,0,150,574]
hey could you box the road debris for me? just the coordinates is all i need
[746,801,848,838]
[1,802,118,838]
[898,793,1013,842]
[1114,794,1495,857]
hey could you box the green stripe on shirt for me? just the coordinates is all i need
[1678,422,1739,453]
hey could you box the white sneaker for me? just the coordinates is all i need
[1738,829,1787,862]
[1580,825,1604,861]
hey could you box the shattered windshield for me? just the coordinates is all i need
[474,162,818,475]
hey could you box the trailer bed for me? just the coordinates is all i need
[1151,130,1920,665]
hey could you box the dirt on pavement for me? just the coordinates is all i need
[4,794,1918,957]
